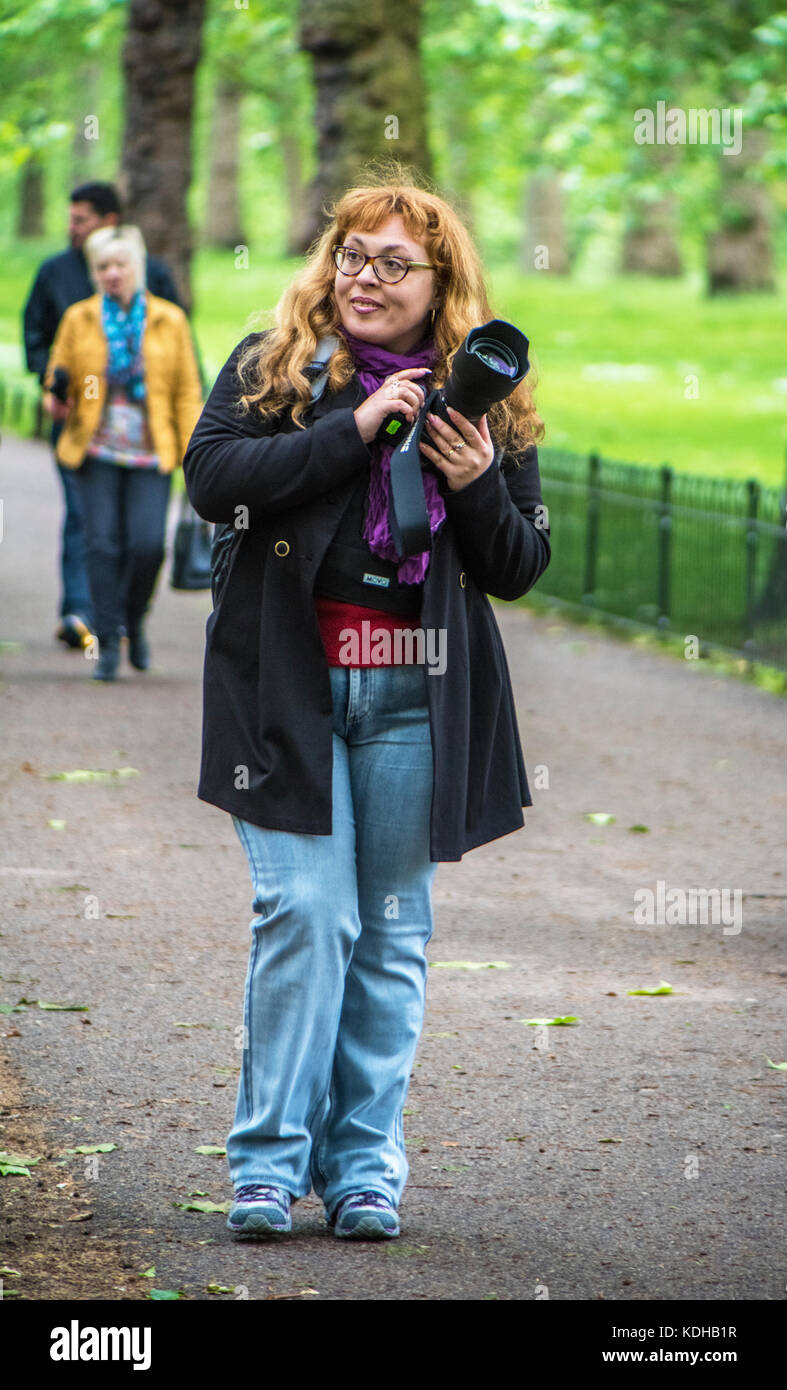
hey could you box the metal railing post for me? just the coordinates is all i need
[583,452,601,606]
[657,464,673,628]
[744,478,760,647]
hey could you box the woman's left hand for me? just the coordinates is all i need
[419,406,495,493]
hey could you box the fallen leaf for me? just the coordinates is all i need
[429,961,510,970]
[173,1199,231,1214]
[46,767,140,783]
[764,1056,787,1071]
[37,1001,90,1012]
[148,1289,183,1300]
[194,1145,226,1156]
[47,820,67,830]
[584,812,615,825]
[598,1137,623,1144]
[520,1016,579,1026]
[628,825,649,833]
[139,1267,156,1278]
[0,1151,40,1177]
[67,1143,118,1154]
[266,1288,319,1300]
[66,1211,93,1222]
[627,982,673,996]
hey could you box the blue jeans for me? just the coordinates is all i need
[72,456,172,640]
[53,417,93,624]
[228,663,436,1216]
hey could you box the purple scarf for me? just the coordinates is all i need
[342,330,445,584]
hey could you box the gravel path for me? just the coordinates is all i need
[1,435,784,1304]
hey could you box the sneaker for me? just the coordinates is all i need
[227,1184,291,1237]
[56,614,94,650]
[331,1191,400,1240]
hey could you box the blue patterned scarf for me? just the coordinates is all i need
[101,290,147,402]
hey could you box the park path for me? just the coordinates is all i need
[0,434,784,1302]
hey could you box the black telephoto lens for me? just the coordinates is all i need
[387,318,530,559]
[437,319,529,425]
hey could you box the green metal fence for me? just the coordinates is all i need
[537,448,787,671]
[0,378,41,438]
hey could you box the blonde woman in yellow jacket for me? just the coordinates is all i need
[44,225,203,680]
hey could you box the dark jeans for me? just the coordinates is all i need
[73,456,172,641]
[52,421,93,625]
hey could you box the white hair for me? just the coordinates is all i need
[84,224,147,293]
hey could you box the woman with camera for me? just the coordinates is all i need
[43,225,203,681]
[184,177,550,1240]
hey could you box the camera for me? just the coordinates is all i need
[387,319,530,558]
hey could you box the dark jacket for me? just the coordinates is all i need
[23,246,181,382]
[183,336,551,862]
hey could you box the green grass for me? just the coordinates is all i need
[489,268,787,486]
[2,240,785,486]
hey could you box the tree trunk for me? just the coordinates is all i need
[16,156,45,237]
[121,0,206,313]
[521,168,570,273]
[298,0,431,250]
[70,65,102,185]
[279,123,311,256]
[621,143,683,276]
[204,77,245,249]
[621,192,683,275]
[707,126,775,294]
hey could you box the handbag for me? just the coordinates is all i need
[171,490,213,590]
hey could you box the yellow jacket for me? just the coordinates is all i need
[44,292,203,473]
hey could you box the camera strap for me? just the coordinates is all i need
[388,387,437,558]
[310,333,434,560]
[304,334,339,400]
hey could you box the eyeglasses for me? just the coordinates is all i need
[333,245,433,285]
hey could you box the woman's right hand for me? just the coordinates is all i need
[353,367,431,445]
[43,392,71,421]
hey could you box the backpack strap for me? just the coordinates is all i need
[209,336,340,603]
[304,334,339,401]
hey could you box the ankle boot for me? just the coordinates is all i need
[127,621,150,671]
[92,635,120,682]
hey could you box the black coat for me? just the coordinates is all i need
[183,336,551,862]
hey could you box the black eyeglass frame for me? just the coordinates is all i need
[332,244,433,284]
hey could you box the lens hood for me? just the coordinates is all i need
[443,319,529,420]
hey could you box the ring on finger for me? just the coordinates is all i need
[453,439,466,452]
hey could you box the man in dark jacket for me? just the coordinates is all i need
[22,182,182,648]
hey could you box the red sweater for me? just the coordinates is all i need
[314,595,422,666]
